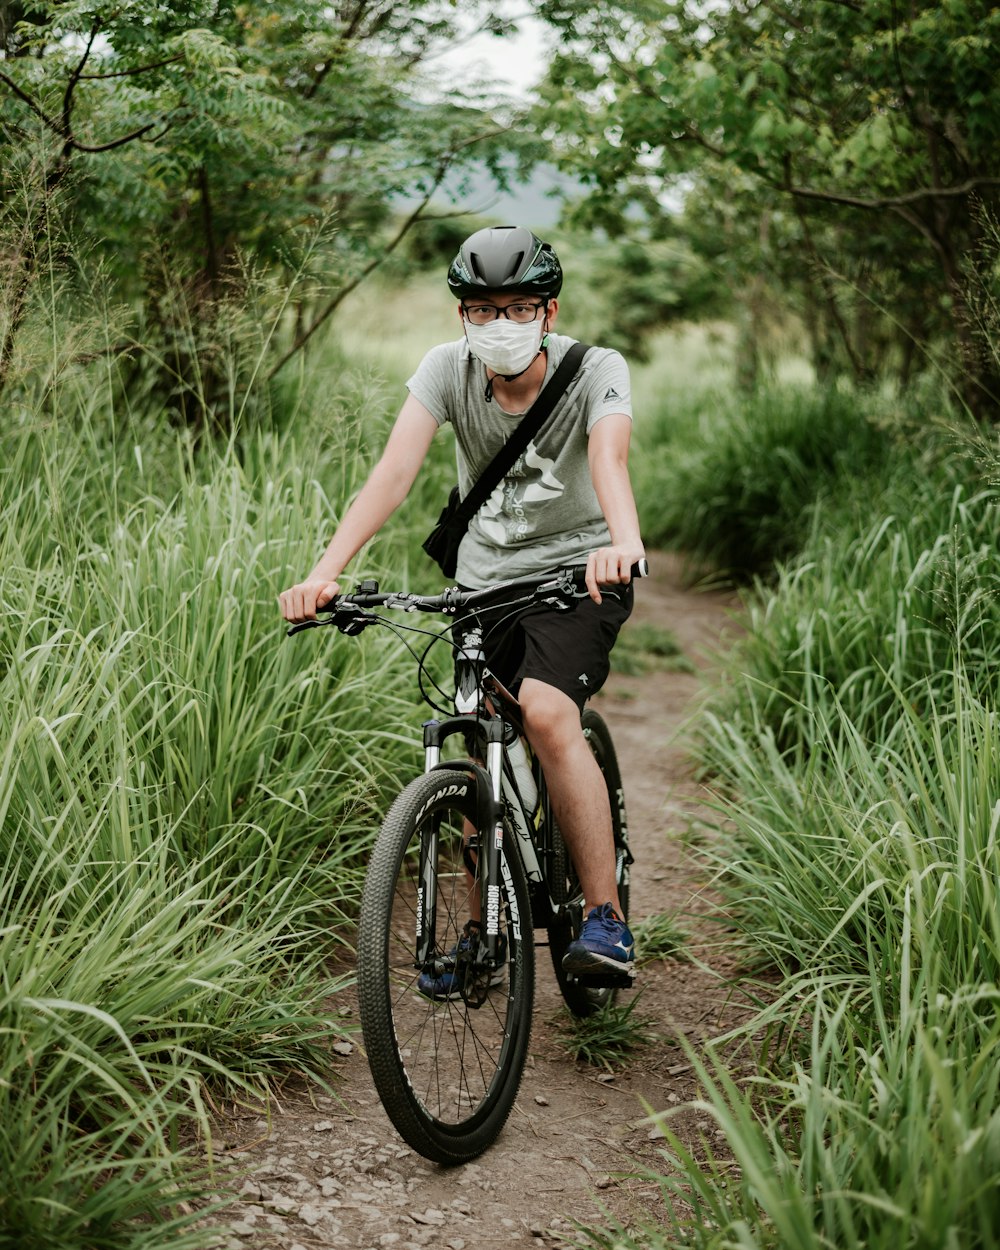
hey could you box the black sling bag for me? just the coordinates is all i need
[422,341,591,578]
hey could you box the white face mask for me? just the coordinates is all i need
[464,317,545,377]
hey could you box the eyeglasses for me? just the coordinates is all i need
[461,300,548,326]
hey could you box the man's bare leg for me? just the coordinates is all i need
[518,677,622,915]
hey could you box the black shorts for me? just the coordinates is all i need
[453,583,633,712]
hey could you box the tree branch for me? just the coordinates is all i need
[341,0,375,43]
[792,192,865,378]
[814,0,863,12]
[70,122,159,153]
[0,62,159,155]
[605,52,729,160]
[267,192,436,380]
[787,176,1000,210]
[62,24,100,141]
[79,54,184,80]
[267,127,510,379]
[677,124,728,159]
[760,1,807,34]
[0,70,65,138]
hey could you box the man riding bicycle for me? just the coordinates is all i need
[279,225,645,982]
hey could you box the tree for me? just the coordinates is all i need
[533,0,1000,411]
[0,1,541,416]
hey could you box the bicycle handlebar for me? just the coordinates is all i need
[286,560,649,637]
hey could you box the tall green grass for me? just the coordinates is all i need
[583,407,1000,1247]
[634,384,892,578]
[2,361,426,1245]
[712,444,1000,763]
[591,671,1000,1249]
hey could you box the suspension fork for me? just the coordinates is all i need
[418,716,506,970]
[480,717,505,966]
[414,817,438,969]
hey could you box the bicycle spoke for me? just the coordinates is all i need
[387,870,511,1118]
[360,771,534,1159]
[340,568,645,1161]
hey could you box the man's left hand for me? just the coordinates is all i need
[585,544,646,604]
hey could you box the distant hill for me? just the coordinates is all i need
[400,161,581,230]
[451,161,579,228]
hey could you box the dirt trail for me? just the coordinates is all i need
[215,553,743,1250]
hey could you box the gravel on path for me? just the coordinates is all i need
[211,552,744,1250]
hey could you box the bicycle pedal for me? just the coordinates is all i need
[569,971,637,991]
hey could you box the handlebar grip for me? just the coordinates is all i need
[566,559,649,586]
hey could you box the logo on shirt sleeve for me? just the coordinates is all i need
[603,386,622,403]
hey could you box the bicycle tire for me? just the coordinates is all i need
[547,707,632,1018]
[358,769,534,1164]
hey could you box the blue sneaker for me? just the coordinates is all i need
[417,921,508,1001]
[561,903,635,975]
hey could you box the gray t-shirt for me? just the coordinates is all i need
[407,333,632,588]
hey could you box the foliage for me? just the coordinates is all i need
[534,0,1000,408]
[0,1,542,416]
[558,234,731,363]
[581,410,1000,1246]
[399,212,497,270]
[710,433,1000,755]
[0,830,327,1249]
[631,912,691,965]
[554,993,659,1069]
[638,673,1000,1248]
[637,384,893,579]
[0,351,429,1244]
[613,620,692,677]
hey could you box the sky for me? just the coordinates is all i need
[428,9,552,101]
[420,10,572,229]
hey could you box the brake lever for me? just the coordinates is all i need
[335,610,377,636]
[537,591,576,611]
[286,618,332,637]
[554,569,590,599]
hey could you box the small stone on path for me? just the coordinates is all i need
[297,1203,326,1226]
[410,1208,446,1226]
[265,1195,296,1215]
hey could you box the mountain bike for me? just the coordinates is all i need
[287,561,645,1164]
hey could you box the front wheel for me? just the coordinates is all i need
[358,769,534,1164]
[547,707,632,1017]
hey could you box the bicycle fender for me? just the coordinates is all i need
[428,760,499,837]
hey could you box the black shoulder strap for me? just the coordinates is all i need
[455,341,591,524]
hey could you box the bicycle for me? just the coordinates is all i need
[287,561,646,1163]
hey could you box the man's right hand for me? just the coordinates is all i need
[279,579,341,623]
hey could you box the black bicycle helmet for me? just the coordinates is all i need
[447,225,563,299]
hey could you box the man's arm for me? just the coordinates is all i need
[586,413,645,605]
[279,395,440,622]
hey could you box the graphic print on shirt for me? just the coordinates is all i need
[478,441,566,546]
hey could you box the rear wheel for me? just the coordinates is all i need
[547,708,632,1017]
[358,769,534,1163]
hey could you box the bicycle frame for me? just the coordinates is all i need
[418,618,544,975]
[287,560,646,991]
[289,562,644,1161]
